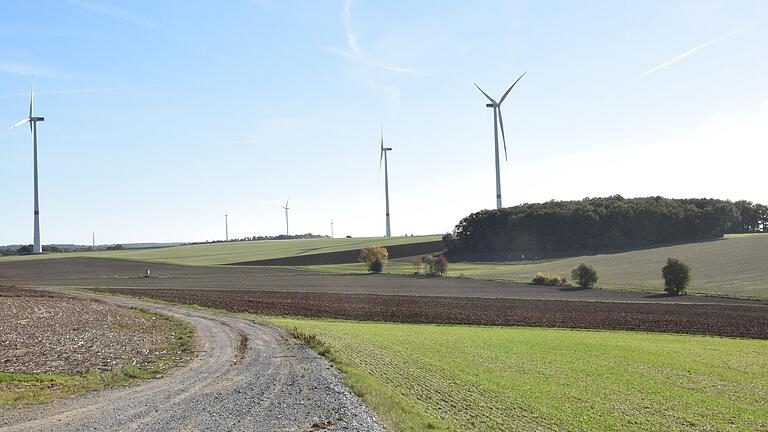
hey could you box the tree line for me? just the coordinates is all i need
[447,196,767,260]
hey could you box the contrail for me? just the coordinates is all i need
[342,0,360,56]
[636,28,742,79]
[332,0,424,76]
[66,0,166,32]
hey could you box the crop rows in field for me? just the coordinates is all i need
[92,288,768,339]
[271,319,768,431]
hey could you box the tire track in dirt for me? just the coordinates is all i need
[0,291,385,432]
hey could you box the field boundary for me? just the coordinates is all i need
[229,240,445,266]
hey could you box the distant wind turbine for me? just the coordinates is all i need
[379,126,392,237]
[281,198,290,236]
[474,73,525,209]
[10,78,45,254]
[225,212,229,241]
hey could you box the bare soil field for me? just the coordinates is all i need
[93,288,768,339]
[0,287,189,375]
[231,240,445,266]
[1,257,761,306]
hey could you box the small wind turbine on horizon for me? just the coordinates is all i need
[281,198,290,236]
[379,126,392,238]
[225,212,229,241]
[474,72,525,209]
[10,78,45,254]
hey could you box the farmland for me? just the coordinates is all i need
[305,233,768,300]
[0,235,442,266]
[94,288,768,339]
[0,287,194,405]
[268,318,768,431]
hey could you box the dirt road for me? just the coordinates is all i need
[0,291,385,432]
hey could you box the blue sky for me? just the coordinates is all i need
[1,0,766,245]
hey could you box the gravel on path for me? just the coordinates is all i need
[0,291,386,432]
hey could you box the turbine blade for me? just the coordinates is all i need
[379,131,384,174]
[473,83,496,104]
[10,118,30,130]
[29,77,34,118]
[497,107,508,161]
[499,72,526,104]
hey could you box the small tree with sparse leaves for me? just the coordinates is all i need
[359,246,389,273]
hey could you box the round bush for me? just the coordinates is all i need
[571,263,598,289]
[662,257,691,295]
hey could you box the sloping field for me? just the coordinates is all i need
[231,240,444,266]
[271,318,768,431]
[0,235,442,266]
[309,234,768,300]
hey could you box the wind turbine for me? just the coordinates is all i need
[10,78,45,254]
[379,126,392,238]
[281,198,290,236]
[474,72,525,209]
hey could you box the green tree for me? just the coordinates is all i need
[662,257,691,295]
[571,263,598,289]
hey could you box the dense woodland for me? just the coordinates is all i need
[448,196,768,260]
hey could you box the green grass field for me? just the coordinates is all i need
[305,233,768,299]
[269,317,768,432]
[0,235,442,266]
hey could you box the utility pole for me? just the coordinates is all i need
[331,219,334,238]
[225,212,229,241]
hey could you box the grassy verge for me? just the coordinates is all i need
[0,308,195,406]
[270,317,768,432]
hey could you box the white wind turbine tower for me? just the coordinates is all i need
[10,79,45,253]
[224,212,229,241]
[281,198,290,236]
[474,73,525,209]
[379,127,392,238]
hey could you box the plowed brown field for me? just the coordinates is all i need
[93,288,768,339]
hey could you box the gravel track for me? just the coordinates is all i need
[0,291,385,432]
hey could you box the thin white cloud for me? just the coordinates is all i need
[66,0,167,32]
[0,85,150,99]
[326,47,425,76]
[342,0,361,56]
[636,28,743,79]
[0,62,69,78]
[332,0,425,76]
